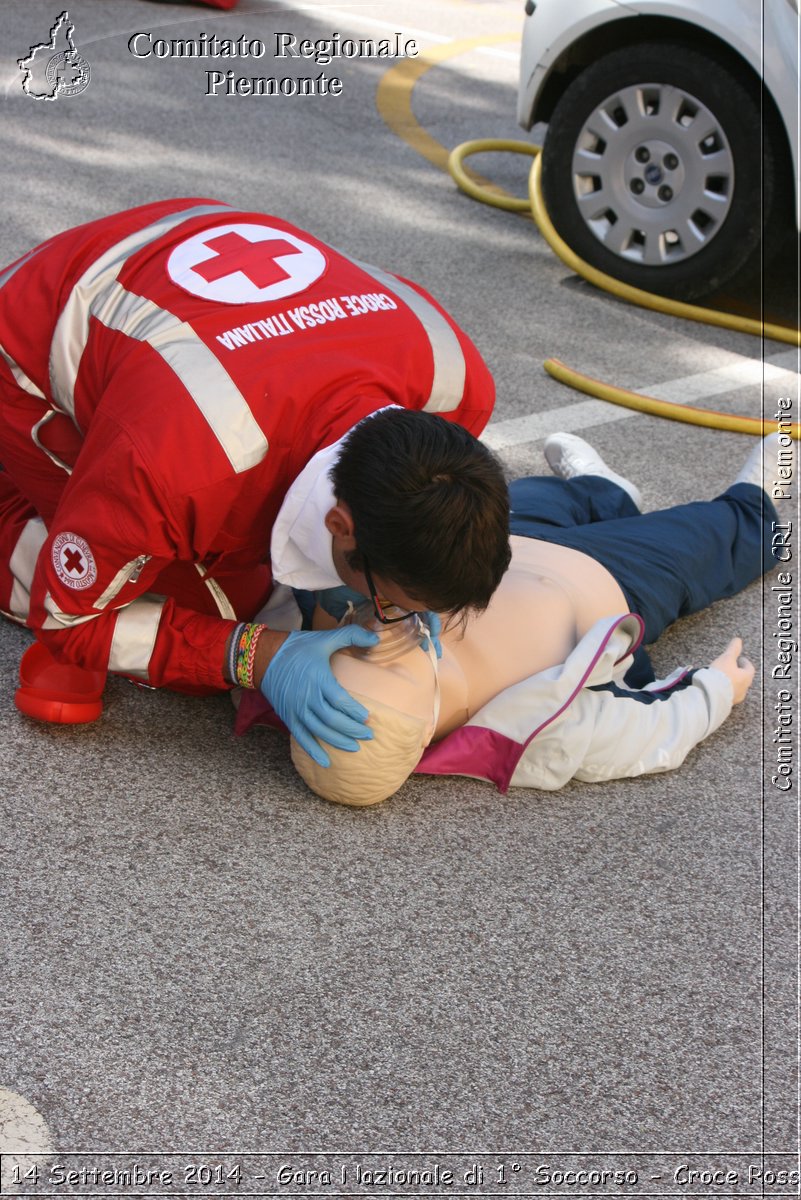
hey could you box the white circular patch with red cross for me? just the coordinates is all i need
[52,532,97,590]
[167,223,328,305]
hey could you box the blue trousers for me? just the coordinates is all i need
[508,476,775,684]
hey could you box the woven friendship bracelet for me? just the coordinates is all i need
[235,623,255,688]
[235,623,269,689]
[228,622,246,686]
[245,623,268,689]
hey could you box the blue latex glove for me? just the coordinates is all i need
[315,584,368,622]
[261,626,380,768]
[419,611,443,659]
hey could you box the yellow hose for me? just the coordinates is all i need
[526,155,800,347]
[447,138,537,212]
[545,358,800,438]
[448,138,800,435]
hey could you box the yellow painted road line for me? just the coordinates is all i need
[291,6,521,58]
[375,34,521,191]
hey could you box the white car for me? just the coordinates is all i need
[517,0,800,299]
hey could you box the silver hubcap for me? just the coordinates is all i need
[572,82,735,266]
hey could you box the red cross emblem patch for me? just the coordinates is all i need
[167,223,328,305]
[52,532,97,591]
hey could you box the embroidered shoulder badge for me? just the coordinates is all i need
[52,532,97,590]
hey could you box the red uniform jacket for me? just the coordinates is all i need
[0,199,494,692]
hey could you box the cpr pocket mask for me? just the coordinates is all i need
[340,599,441,745]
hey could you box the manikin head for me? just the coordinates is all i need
[291,606,439,807]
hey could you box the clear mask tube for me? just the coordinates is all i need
[340,601,441,741]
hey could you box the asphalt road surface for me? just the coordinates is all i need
[0,0,798,1182]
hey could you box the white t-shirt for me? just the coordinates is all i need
[269,435,345,590]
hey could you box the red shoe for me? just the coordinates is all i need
[15,642,106,724]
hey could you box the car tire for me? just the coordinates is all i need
[541,43,776,301]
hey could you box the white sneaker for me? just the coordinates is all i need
[544,433,643,511]
[734,432,795,501]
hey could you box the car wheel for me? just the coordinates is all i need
[541,43,776,300]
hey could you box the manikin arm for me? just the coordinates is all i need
[518,640,754,790]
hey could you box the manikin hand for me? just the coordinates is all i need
[709,637,755,704]
[261,626,380,767]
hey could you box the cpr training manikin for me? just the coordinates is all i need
[289,535,733,805]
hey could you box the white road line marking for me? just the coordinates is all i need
[638,348,799,405]
[482,350,800,449]
[0,1088,54,1187]
[481,398,633,450]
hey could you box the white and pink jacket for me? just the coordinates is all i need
[416,614,734,792]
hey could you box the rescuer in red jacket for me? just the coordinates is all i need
[0,198,508,765]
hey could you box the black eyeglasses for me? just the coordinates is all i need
[362,555,420,624]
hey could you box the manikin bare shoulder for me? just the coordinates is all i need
[320,536,628,739]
